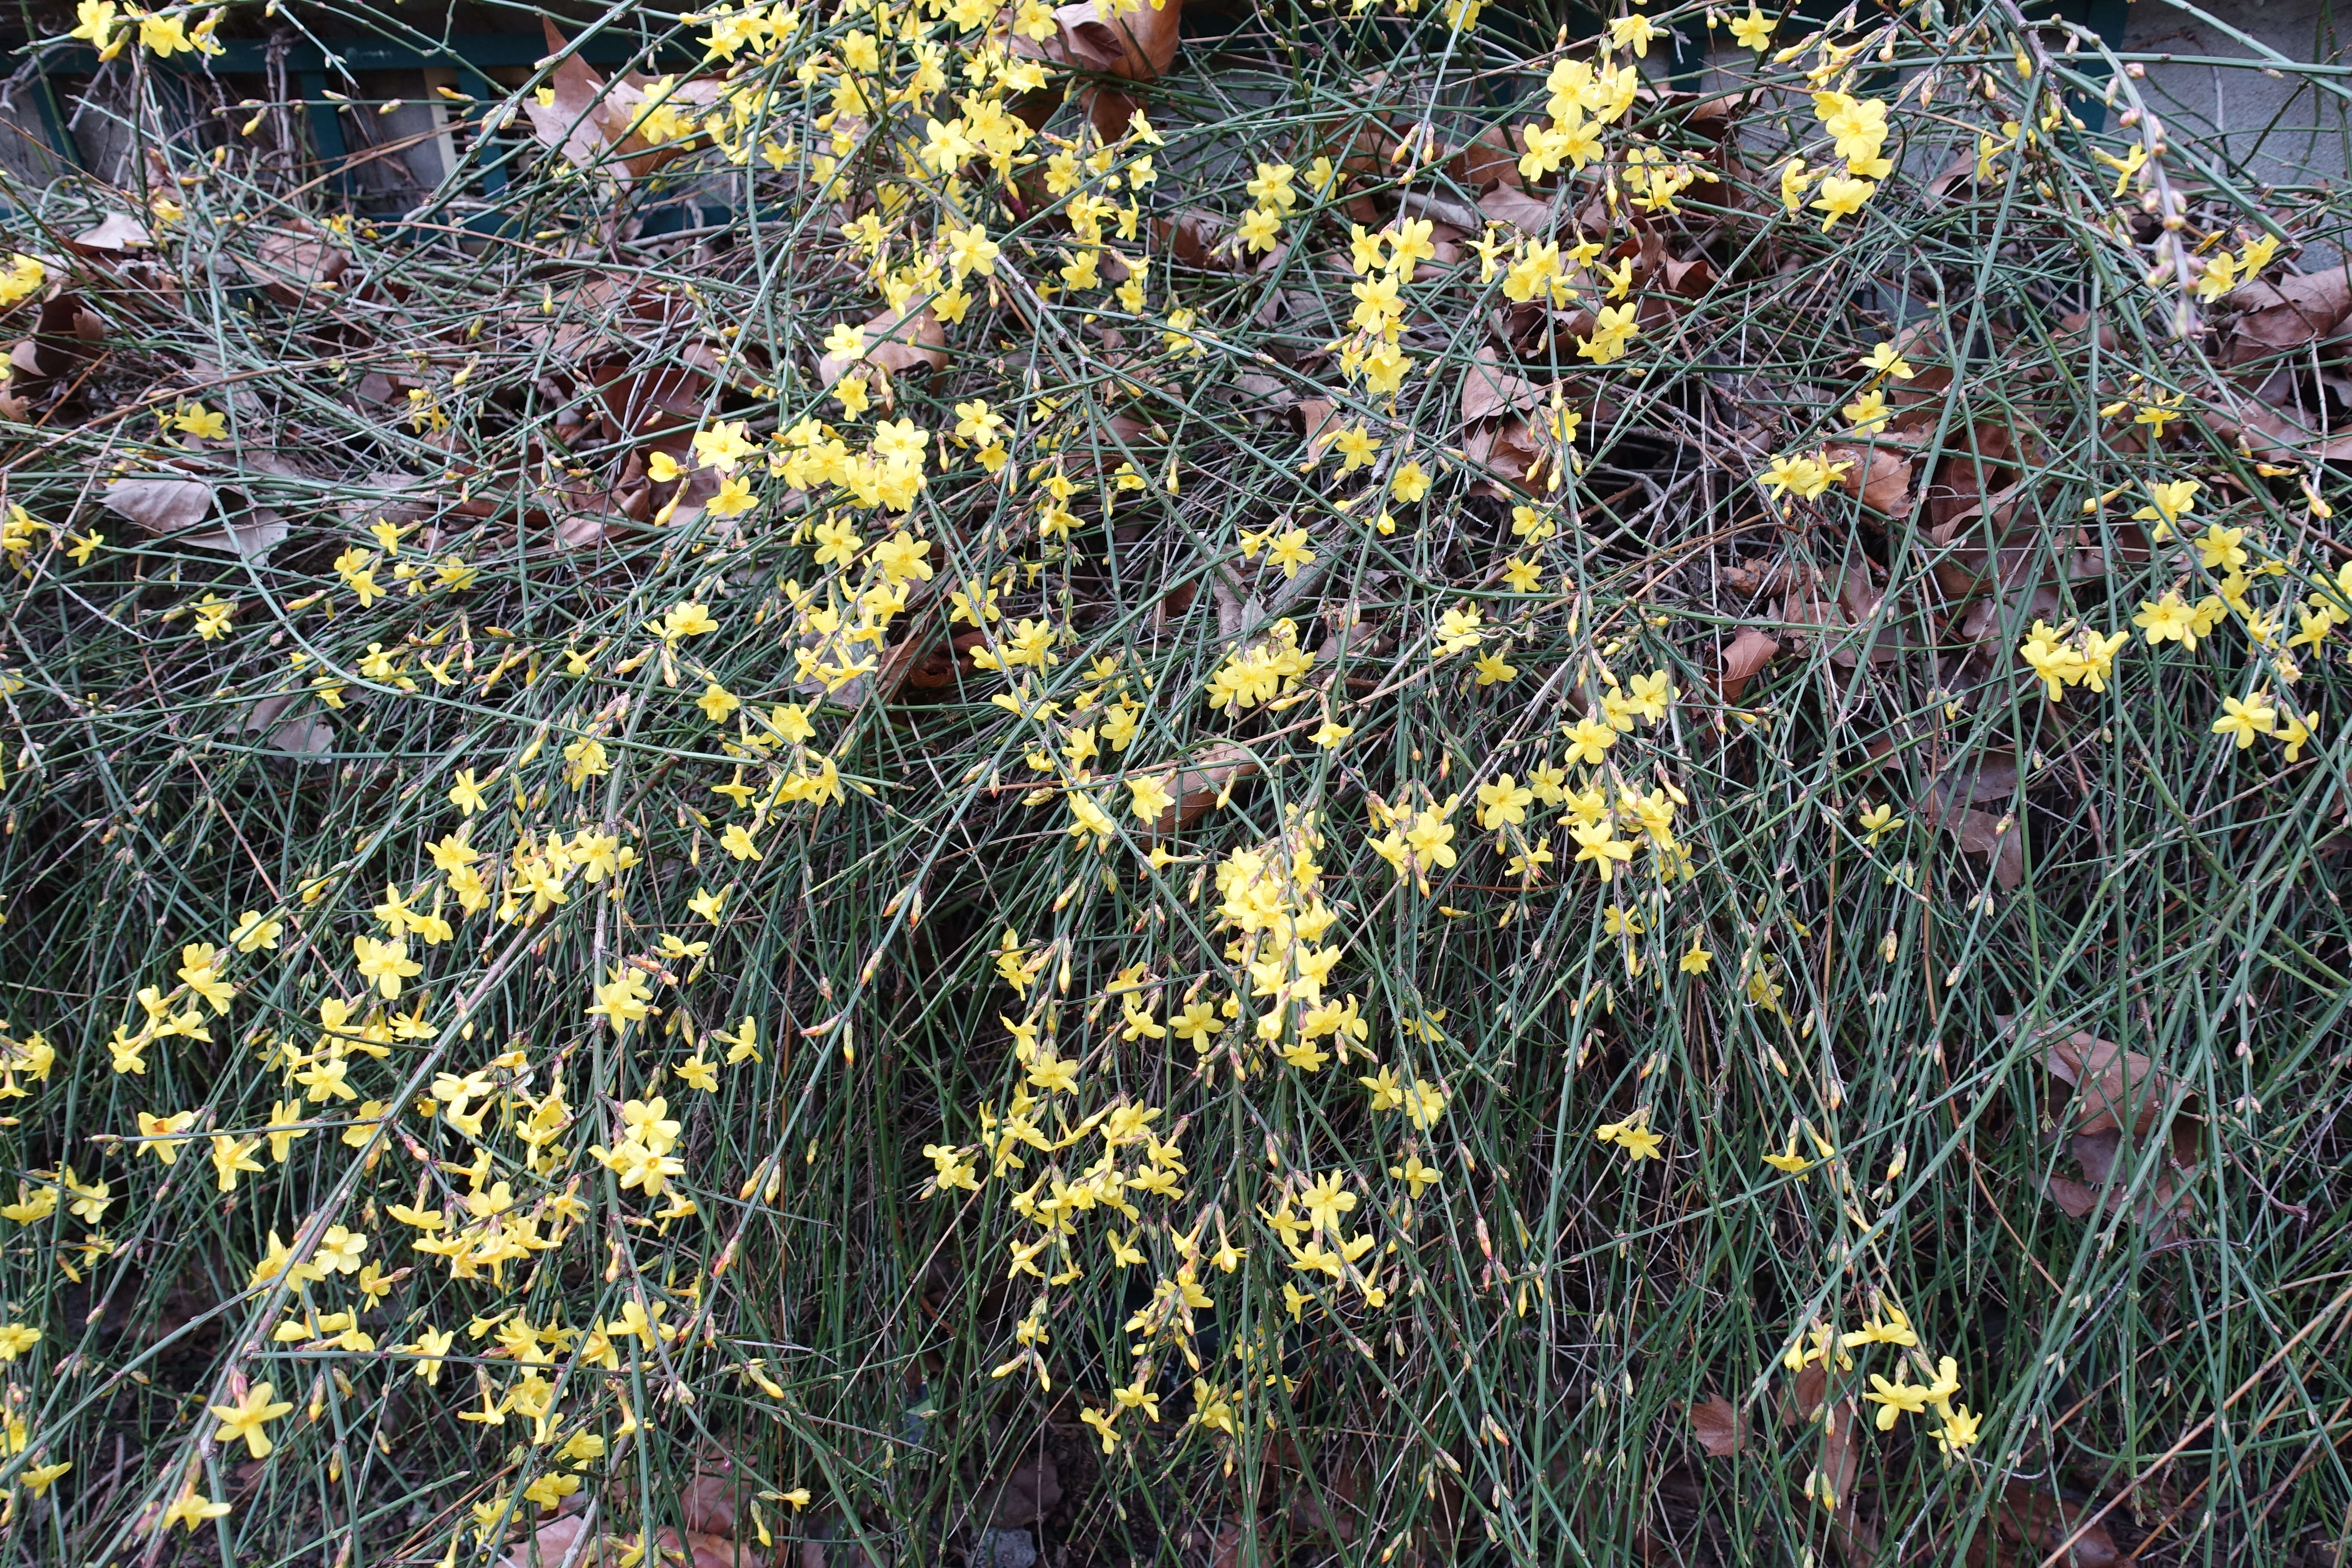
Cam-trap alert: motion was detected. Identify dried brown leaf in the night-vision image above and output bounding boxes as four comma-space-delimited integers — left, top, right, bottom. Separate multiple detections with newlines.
982, 1449, 1061, 1527
1819, 1397, 1877, 1564
12, 291, 105, 383
1477, 185, 1555, 236
1991, 1479, 2119, 1567
249, 227, 351, 306
1157, 208, 1236, 270
1293, 397, 1339, 453
242, 693, 334, 759
1460, 347, 1537, 422
1915, 757, 2022, 888
500, 1517, 761, 1568
867, 637, 942, 705
1145, 741, 1258, 840
2005, 1018, 2202, 1234
1782, 1363, 1828, 1427
1688, 1395, 1743, 1457
2220, 264, 2352, 361
524, 24, 632, 173
72, 213, 153, 254
526, 22, 712, 182
1935, 804, 2021, 888
1010, 0, 1185, 140
1827, 443, 1913, 516
2039, 1028, 2171, 1138
1717, 628, 1781, 700
1208, 1522, 1258, 1568
1462, 416, 1540, 497
1054, 0, 1183, 77
102, 476, 213, 535
817, 304, 948, 405
1444, 125, 1525, 192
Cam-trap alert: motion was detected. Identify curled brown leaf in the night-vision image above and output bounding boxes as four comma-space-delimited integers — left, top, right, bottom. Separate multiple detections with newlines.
816, 304, 948, 404
1717, 628, 1781, 700
1688, 1394, 1743, 1457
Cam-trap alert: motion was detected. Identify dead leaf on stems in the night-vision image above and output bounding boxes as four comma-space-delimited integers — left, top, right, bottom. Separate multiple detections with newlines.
10, 291, 105, 385
1284, 1460, 1365, 1544
1972, 1479, 2119, 1567
70, 213, 153, 254
1009, 0, 1185, 141
103, 474, 291, 557
2007, 1019, 2202, 1234
815, 304, 947, 410
1157, 208, 1238, 270
247, 226, 351, 306
1818, 1397, 1877, 1565
1717, 628, 1780, 700
1915, 751, 2022, 889
866, 632, 958, 705
2217, 264, 2352, 366
1780, 1363, 1829, 1428
101, 476, 211, 535
1462, 416, 1541, 498
1915, 799, 2021, 889
1461, 346, 1539, 421
1442, 124, 1526, 193
1479, 184, 1554, 234
1778, 564, 1910, 669
526, 21, 720, 182
1143, 741, 1258, 840
2040, 1027, 2174, 1138
241, 692, 335, 759
1207, 1521, 1262, 1568
1827, 443, 1913, 516
1689, 1395, 1743, 1457
500, 1515, 763, 1568
979, 1447, 1061, 1527
1292, 397, 1339, 453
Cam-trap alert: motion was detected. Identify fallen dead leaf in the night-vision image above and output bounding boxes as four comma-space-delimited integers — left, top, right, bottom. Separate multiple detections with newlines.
241, 692, 335, 759
2005, 1018, 2202, 1235
499, 1515, 763, 1568
863, 635, 952, 706
1827, 442, 1913, 516
1208, 1521, 1259, 1568
103, 467, 290, 557
1475, 187, 1550, 243
1460, 347, 1537, 422
101, 475, 211, 535
2218, 263, 2352, 366
1819, 1396, 1878, 1565
525, 21, 717, 183
1984, 1479, 2119, 1567
1157, 208, 1237, 270
1293, 397, 1339, 453
1462, 416, 1541, 497
1010, 0, 1186, 141
1718, 628, 1781, 700
1146, 741, 1258, 840
1284, 1460, 1363, 1543
1443, 124, 1525, 192
71, 213, 152, 254
10, 291, 105, 385
1780, 1363, 1829, 1429
816, 304, 947, 407
981, 1448, 1061, 1527
1688, 1394, 1743, 1457
1916, 753, 2023, 889
248, 226, 351, 306
1916, 799, 2021, 890
2039, 1028, 2171, 1138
